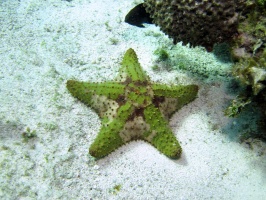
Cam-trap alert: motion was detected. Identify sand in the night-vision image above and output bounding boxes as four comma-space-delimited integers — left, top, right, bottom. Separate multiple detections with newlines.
0, 0, 265, 199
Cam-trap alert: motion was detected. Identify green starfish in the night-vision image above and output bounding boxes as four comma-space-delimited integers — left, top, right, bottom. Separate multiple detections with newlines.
66, 48, 198, 159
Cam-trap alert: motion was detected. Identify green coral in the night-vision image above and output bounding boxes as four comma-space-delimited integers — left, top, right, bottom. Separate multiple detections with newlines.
66, 48, 198, 159
256, 0, 266, 7
22, 127, 37, 142
226, 1, 266, 140
154, 48, 169, 61
232, 2, 266, 60
226, 49, 266, 139
110, 184, 122, 195
233, 49, 266, 95
224, 96, 252, 117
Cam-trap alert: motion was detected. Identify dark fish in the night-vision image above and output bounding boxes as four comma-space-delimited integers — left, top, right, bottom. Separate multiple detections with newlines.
125, 3, 153, 28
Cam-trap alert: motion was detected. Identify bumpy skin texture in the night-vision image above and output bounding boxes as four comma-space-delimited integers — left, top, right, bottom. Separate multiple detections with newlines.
143, 0, 241, 50
67, 48, 198, 159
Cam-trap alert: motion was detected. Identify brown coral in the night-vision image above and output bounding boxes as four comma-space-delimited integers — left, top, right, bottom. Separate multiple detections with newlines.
143, 0, 244, 50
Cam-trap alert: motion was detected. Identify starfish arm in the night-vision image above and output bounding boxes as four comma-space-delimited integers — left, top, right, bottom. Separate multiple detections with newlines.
152, 84, 198, 100
67, 80, 125, 118
151, 84, 198, 118
143, 104, 182, 158
89, 102, 134, 158
174, 85, 198, 108
67, 80, 125, 101
118, 48, 148, 82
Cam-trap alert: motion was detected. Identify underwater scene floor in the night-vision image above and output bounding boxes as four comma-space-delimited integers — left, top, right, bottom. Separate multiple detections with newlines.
0, 0, 265, 199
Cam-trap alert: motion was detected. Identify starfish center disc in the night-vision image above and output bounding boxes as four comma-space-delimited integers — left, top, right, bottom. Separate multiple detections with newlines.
125, 82, 154, 107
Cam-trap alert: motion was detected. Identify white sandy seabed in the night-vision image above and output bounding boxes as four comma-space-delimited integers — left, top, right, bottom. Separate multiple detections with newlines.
0, 0, 265, 199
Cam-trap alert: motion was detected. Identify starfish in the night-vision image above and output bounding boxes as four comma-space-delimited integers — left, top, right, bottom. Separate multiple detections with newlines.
66, 48, 198, 159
